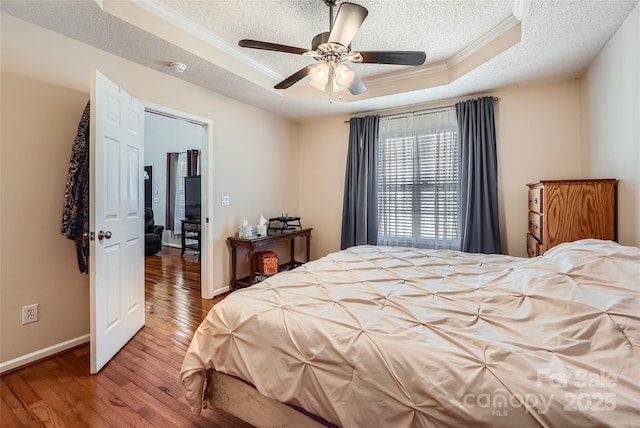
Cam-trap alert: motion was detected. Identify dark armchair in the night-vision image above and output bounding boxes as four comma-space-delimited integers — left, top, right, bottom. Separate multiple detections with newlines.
145, 208, 164, 256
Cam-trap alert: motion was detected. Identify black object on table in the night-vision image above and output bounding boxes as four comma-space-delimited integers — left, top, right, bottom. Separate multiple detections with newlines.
267, 216, 302, 234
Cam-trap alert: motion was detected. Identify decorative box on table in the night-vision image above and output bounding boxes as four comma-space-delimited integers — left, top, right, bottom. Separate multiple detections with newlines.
258, 251, 279, 275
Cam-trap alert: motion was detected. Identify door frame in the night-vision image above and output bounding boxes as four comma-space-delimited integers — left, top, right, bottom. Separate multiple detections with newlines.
144, 101, 215, 299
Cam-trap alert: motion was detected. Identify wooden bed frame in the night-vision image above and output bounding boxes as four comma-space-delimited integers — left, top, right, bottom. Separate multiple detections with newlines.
206, 370, 332, 428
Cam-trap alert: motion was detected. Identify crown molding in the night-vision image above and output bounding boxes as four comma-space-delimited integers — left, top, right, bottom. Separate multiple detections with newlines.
363, 12, 522, 88
447, 14, 521, 69
365, 62, 449, 86
512, 0, 531, 22
133, 0, 283, 81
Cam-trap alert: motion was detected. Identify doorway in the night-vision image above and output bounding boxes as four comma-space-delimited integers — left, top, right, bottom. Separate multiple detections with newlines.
143, 104, 213, 297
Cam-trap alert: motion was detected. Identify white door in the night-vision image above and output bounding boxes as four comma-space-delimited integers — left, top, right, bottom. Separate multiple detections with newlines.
90, 70, 145, 374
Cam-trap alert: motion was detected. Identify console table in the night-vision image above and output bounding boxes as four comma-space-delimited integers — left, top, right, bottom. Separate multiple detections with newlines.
227, 228, 312, 289
181, 219, 201, 255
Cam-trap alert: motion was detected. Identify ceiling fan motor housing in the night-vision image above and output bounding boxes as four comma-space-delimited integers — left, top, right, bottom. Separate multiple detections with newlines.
312, 32, 353, 63
312, 32, 331, 51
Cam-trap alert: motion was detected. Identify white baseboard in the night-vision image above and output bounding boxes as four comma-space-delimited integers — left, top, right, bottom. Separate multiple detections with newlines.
0, 283, 230, 373
213, 285, 231, 297
0, 334, 90, 374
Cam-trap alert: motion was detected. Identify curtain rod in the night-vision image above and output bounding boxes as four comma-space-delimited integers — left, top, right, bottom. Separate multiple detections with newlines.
344, 96, 500, 123
167, 149, 199, 154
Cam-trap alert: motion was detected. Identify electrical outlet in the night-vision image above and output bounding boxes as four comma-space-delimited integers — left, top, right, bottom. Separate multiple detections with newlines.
22, 304, 38, 324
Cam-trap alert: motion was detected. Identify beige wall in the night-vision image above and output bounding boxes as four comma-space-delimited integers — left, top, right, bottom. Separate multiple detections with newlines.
1, 73, 92, 364
298, 80, 583, 258
1, 14, 298, 367
495, 81, 582, 255
579, 3, 640, 246
298, 115, 351, 259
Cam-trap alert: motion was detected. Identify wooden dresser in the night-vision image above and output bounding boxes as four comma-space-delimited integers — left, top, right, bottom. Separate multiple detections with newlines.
526, 179, 617, 257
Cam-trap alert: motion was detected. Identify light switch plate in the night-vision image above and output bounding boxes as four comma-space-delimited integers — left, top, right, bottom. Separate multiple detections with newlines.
221, 195, 230, 206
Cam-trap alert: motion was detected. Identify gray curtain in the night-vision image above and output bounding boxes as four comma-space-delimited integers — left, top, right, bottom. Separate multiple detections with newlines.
455, 97, 501, 254
186, 149, 199, 176
340, 115, 380, 249
165, 152, 179, 230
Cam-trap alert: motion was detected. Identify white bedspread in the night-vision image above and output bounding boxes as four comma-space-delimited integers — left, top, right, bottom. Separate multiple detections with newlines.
180, 239, 640, 427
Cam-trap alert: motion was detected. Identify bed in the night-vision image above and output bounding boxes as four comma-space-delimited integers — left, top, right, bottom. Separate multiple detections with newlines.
180, 239, 640, 427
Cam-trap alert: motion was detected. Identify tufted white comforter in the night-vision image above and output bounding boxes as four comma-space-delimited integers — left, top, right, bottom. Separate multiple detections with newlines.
180, 239, 640, 427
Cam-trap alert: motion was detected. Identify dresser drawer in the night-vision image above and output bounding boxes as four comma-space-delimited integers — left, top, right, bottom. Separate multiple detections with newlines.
526, 179, 616, 256
528, 211, 543, 242
526, 232, 542, 257
528, 188, 543, 213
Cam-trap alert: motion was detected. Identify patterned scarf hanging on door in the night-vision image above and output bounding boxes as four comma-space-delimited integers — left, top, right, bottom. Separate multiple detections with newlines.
61, 101, 90, 273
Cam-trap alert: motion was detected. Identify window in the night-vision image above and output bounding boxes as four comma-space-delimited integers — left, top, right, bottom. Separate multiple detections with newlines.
172, 153, 188, 232
377, 108, 460, 249
166, 150, 199, 233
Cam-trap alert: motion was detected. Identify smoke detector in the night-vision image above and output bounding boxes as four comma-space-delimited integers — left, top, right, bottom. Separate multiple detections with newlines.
169, 62, 187, 73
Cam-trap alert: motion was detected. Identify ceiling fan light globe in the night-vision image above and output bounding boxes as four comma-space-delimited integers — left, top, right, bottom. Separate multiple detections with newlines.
333, 80, 351, 93
334, 64, 355, 88
309, 63, 330, 91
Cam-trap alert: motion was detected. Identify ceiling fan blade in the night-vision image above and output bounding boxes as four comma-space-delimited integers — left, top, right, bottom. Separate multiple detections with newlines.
328, 2, 368, 47
274, 65, 314, 90
239, 39, 308, 55
358, 51, 427, 66
348, 72, 367, 95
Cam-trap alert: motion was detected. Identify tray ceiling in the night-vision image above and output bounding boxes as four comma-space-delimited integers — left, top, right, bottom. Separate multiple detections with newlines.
1, 0, 637, 121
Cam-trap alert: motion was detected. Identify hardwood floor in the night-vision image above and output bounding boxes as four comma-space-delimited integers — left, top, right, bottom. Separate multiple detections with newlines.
1, 247, 252, 427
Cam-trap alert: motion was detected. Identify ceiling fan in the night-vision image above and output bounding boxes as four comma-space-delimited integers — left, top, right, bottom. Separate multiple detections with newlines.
238, 0, 427, 95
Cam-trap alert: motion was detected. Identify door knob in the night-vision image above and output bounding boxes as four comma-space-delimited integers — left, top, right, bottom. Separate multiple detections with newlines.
98, 230, 112, 240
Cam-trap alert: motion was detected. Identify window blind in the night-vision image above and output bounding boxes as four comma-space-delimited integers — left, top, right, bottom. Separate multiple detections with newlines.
173, 153, 188, 233
377, 108, 460, 249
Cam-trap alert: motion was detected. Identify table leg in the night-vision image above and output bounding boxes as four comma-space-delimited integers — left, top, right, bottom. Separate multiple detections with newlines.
249, 251, 256, 285
230, 245, 237, 289
305, 235, 311, 262
290, 239, 295, 265
181, 222, 186, 255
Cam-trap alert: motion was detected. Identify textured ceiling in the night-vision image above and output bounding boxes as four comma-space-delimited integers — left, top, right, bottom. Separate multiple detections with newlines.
156, 0, 515, 77
1, 0, 638, 121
